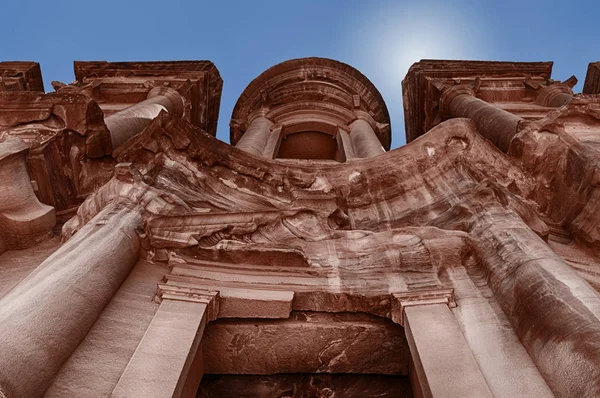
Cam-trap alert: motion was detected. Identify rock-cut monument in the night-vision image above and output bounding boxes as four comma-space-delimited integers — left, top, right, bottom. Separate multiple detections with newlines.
1, 57, 600, 397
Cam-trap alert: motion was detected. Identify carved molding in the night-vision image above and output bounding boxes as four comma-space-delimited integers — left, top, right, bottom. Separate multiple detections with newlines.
391, 288, 456, 326
157, 283, 220, 321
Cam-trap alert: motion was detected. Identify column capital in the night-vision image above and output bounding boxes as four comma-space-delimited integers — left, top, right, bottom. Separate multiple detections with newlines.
248, 109, 273, 125
391, 288, 456, 326
157, 283, 220, 321
351, 110, 377, 129
439, 84, 476, 118
147, 86, 185, 117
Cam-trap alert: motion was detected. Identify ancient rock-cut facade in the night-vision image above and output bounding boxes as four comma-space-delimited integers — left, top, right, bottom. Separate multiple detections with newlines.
0, 56, 600, 397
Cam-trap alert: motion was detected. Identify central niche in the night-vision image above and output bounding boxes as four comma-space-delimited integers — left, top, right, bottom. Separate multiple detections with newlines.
275, 121, 345, 162
277, 131, 341, 161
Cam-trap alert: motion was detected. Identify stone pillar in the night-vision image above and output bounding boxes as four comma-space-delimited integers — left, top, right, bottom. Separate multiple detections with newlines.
234, 116, 274, 157
392, 289, 493, 398
349, 118, 385, 158
337, 129, 357, 160
0, 202, 141, 398
112, 284, 219, 398
441, 86, 522, 153
473, 208, 600, 397
0, 137, 55, 253
105, 86, 185, 151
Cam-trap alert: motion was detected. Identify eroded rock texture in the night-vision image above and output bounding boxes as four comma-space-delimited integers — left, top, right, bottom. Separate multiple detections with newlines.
1, 58, 600, 398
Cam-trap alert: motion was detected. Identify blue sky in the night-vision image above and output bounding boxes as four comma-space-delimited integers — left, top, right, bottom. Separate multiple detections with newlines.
2, 0, 598, 147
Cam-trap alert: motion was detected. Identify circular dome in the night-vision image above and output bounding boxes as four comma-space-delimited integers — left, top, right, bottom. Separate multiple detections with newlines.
230, 57, 391, 150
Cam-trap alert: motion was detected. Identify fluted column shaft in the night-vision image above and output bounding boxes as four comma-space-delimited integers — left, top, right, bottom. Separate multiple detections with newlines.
105, 86, 184, 150
0, 202, 141, 398
349, 119, 385, 158
234, 116, 274, 157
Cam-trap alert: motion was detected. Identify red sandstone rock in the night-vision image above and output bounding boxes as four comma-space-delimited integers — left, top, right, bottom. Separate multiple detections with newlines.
0, 57, 599, 398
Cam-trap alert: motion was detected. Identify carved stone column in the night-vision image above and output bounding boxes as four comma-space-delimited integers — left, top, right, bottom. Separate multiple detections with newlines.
349, 118, 385, 158
524, 76, 577, 108
535, 84, 574, 107
105, 86, 185, 151
441, 85, 523, 152
112, 284, 219, 398
392, 289, 493, 398
0, 201, 141, 398
0, 137, 55, 253
234, 116, 274, 157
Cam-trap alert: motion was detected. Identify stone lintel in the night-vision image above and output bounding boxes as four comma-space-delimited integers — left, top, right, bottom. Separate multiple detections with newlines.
216, 287, 294, 319
203, 312, 410, 375
162, 273, 294, 319
391, 288, 456, 326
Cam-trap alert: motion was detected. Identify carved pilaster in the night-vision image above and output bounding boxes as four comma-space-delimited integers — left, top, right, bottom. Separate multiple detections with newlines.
113, 283, 219, 397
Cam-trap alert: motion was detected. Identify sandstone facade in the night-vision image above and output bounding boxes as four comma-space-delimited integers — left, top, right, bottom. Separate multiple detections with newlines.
0, 57, 599, 397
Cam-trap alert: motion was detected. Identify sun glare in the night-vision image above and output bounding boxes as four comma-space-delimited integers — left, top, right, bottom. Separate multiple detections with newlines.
356, 2, 486, 86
